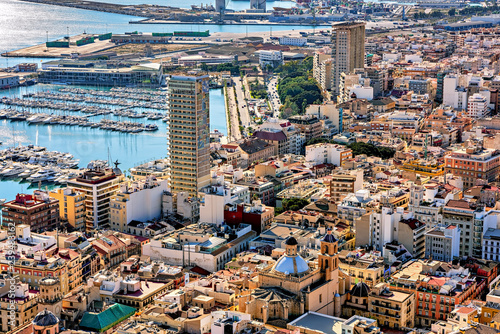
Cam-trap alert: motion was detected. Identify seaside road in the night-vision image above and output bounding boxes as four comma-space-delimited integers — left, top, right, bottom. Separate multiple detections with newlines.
225, 83, 242, 141
233, 76, 251, 128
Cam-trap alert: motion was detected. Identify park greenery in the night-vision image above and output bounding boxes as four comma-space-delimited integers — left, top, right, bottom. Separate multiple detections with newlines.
275, 198, 310, 215
201, 62, 241, 76
275, 57, 323, 118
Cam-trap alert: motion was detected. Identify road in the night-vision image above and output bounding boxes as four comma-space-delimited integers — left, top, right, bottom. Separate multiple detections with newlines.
267, 76, 282, 118
225, 83, 242, 141
233, 76, 251, 128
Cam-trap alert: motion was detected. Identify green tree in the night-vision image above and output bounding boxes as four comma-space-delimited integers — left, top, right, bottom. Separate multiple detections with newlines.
448, 8, 456, 15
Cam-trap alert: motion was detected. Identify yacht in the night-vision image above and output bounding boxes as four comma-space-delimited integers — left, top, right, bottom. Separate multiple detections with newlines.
2, 165, 26, 177
28, 169, 58, 183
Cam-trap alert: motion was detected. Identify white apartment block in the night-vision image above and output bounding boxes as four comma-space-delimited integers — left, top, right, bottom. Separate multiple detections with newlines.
425, 225, 461, 262
305, 142, 353, 166
279, 37, 307, 46
467, 93, 488, 118
199, 172, 250, 225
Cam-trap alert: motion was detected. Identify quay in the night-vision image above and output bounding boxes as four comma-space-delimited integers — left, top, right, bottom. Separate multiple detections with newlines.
2, 34, 118, 58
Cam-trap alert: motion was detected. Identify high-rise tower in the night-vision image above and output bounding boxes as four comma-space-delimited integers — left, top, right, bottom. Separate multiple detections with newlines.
331, 22, 366, 101
168, 75, 211, 196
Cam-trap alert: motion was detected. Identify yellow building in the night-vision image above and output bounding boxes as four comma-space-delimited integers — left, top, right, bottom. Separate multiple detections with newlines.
401, 159, 445, 179
49, 188, 86, 231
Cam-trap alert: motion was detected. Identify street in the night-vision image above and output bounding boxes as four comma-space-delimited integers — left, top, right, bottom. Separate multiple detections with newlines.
267, 76, 282, 118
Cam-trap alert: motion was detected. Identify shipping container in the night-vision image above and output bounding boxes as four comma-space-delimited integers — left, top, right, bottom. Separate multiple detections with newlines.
98, 33, 112, 40
46, 41, 70, 48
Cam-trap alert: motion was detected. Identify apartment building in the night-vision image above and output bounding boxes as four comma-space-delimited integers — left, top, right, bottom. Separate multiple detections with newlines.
288, 115, 323, 142
331, 22, 366, 100
468, 93, 489, 118
398, 218, 426, 259
67, 166, 123, 231
168, 74, 211, 196
445, 145, 500, 189
306, 143, 353, 167
199, 172, 250, 225
338, 249, 385, 288
391, 259, 486, 327
2, 192, 59, 233
49, 187, 86, 231
109, 177, 168, 233
330, 169, 364, 202
425, 226, 461, 262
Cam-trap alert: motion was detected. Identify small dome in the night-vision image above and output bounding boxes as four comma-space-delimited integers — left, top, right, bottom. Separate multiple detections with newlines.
33, 309, 59, 327
113, 167, 123, 176
351, 282, 370, 298
285, 236, 298, 246
322, 228, 337, 243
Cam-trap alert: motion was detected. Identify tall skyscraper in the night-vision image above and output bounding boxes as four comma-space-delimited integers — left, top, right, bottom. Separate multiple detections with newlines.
331, 22, 366, 101
168, 75, 211, 196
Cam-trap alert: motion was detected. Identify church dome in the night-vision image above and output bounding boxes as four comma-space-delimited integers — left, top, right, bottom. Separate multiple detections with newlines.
322, 228, 337, 243
351, 282, 370, 298
33, 309, 59, 327
272, 253, 310, 276
285, 236, 298, 246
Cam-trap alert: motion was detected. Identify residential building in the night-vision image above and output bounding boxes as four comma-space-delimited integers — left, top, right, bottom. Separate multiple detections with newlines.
224, 200, 274, 234
330, 169, 364, 202
306, 143, 353, 166
398, 218, 426, 259
92, 234, 127, 267
2, 192, 59, 233
338, 249, 385, 288
483, 228, 500, 261
289, 115, 323, 142
331, 22, 366, 100
67, 166, 123, 231
425, 226, 461, 262
238, 138, 274, 166
49, 188, 86, 231
0, 280, 38, 333
168, 74, 211, 196
468, 93, 489, 118
279, 37, 307, 46
390, 259, 486, 327
199, 172, 250, 225
343, 282, 415, 329
109, 177, 168, 232
444, 145, 500, 189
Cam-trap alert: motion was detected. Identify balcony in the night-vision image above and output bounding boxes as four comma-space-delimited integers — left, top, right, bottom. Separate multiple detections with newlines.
370, 309, 400, 319
371, 301, 401, 311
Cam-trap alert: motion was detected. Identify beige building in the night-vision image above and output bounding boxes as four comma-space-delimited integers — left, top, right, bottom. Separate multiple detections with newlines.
330, 170, 363, 202
331, 22, 366, 100
168, 74, 211, 196
344, 282, 415, 329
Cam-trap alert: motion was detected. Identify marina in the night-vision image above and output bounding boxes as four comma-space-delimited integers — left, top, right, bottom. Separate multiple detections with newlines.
0, 84, 227, 200
0, 145, 84, 186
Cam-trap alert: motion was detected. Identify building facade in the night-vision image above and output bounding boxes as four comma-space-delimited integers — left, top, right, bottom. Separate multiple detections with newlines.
168, 75, 211, 196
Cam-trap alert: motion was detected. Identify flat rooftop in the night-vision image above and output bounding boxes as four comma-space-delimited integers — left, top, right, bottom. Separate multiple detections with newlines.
288, 312, 344, 334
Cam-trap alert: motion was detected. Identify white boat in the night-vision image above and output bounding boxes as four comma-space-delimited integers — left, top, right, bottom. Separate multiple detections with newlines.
28, 169, 58, 183
27, 114, 46, 124
2, 165, 25, 177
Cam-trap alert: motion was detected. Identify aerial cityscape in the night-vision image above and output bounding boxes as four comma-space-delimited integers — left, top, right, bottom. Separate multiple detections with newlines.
4, 0, 500, 333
